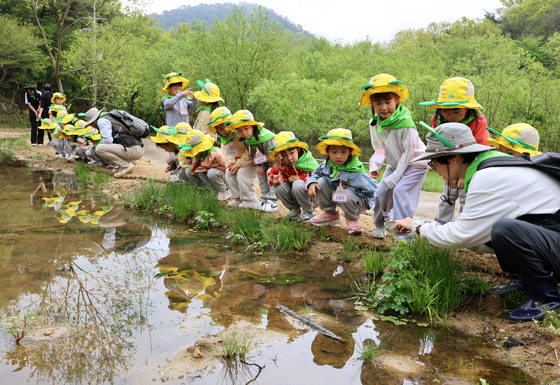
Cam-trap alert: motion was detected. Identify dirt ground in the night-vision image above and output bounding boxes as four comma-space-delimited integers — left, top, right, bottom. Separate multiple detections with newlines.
3, 126, 560, 383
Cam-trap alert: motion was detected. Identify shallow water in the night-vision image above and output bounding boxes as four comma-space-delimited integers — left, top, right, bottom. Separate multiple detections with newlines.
0, 155, 535, 384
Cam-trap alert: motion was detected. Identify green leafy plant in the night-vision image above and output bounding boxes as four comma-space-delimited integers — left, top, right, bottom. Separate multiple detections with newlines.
361, 247, 388, 277
194, 210, 219, 230
221, 326, 256, 360
4, 312, 43, 344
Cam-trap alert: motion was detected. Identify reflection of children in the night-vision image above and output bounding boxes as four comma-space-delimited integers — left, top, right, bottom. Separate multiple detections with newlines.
208, 107, 251, 202
487, 123, 541, 157
226, 110, 278, 211
161, 72, 198, 126
420, 77, 489, 225
360, 74, 428, 239
307, 129, 377, 234
267, 131, 319, 222
179, 130, 228, 198
49, 92, 68, 122
193, 80, 223, 140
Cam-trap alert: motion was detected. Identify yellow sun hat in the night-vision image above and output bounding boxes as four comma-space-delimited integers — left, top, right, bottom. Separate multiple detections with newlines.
54, 111, 74, 124
194, 79, 224, 103
51, 92, 66, 103
359, 74, 409, 106
74, 119, 88, 129
207, 107, 233, 133
83, 127, 101, 141
60, 125, 81, 136
419, 77, 484, 110
178, 130, 215, 158
315, 128, 362, 157
161, 71, 189, 93
487, 123, 542, 157
226, 109, 264, 131
150, 123, 192, 145
268, 131, 309, 161
39, 118, 59, 130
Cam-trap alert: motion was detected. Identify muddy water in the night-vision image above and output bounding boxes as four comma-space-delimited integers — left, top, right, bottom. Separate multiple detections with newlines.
0, 156, 535, 385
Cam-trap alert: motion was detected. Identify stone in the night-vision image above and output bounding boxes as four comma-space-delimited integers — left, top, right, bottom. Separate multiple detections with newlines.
193, 348, 203, 358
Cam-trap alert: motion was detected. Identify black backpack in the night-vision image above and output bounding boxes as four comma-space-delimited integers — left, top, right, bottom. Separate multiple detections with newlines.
477, 152, 560, 183
107, 110, 150, 138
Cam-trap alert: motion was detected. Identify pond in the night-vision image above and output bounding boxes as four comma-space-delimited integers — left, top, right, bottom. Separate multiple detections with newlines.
0, 155, 535, 384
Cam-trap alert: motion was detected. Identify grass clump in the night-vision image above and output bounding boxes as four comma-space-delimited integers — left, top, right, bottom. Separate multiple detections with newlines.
75, 162, 112, 188
353, 334, 387, 360
0, 136, 30, 150
261, 218, 316, 251
221, 326, 256, 360
361, 246, 388, 277
342, 236, 359, 262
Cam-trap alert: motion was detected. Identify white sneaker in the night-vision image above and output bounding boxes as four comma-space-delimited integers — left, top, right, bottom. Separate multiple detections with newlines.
56, 154, 64, 158
65, 154, 74, 160
238, 199, 260, 209
262, 201, 278, 213
372, 227, 386, 239
32, 143, 37, 146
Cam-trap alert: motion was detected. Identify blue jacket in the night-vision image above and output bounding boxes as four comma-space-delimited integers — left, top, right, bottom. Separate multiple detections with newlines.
306, 161, 378, 209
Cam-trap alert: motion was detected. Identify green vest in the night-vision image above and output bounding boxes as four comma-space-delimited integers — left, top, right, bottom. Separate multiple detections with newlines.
464, 151, 512, 192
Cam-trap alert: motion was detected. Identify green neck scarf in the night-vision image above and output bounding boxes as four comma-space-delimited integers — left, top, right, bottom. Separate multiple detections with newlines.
328, 156, 367, 178
464, 150, 511, 192
196, 146, 219, 161
196, 105, 212, 114
436, 109, 478, 126
373, 105, 415, 135
217, 131, 236, 145
243, 127, 275, 145
293, 150, 319, 172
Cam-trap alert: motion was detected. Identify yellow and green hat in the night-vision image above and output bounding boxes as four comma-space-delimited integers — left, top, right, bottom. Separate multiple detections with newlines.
150, 123, 192, 145
60, 125, 82, 136
487, 123, 541, 157
315, 128, 362, 157
268, 131, 308, 161
54, 111, 74, 124
83, 127, 101, 141
162, 72, 189, 93
194, 79, 224, 103
74, 119, 88, 129
226, 110, 264, 131
178, 130, 215, 158
207, 107, 232, 133
359, 74, 409, 106
39, 118, 59, 130
420, 77, 483, 110
51, 92, 66, 103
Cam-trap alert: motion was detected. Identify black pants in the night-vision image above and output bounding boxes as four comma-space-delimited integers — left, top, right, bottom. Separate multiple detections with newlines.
492, 218, 560, 278
29, 111, 41, 145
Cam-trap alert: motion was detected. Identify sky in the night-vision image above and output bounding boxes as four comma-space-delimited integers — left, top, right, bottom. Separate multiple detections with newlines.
143, 0, 505, 43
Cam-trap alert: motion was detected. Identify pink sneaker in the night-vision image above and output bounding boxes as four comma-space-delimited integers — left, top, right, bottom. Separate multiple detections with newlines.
346, 219, 362, 235
228, 198, 242, 207
218, 190, 232, 201
310, 211, 341, 227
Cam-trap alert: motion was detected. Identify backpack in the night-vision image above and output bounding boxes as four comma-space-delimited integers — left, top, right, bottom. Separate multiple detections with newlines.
107, 110, 150, 138
478, 152, 560, 183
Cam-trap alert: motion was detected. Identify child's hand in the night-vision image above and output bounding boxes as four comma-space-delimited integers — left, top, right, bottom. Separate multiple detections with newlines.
288, 175, 299, 183
457, 178, 465, 189
229, 164, 239, 174
308, 183, 320, 198
369, 171, 379, 179
257, 167, 266, 176
182, 88, 193, 97
164, 165, 171, 173
273, 153, 282, 170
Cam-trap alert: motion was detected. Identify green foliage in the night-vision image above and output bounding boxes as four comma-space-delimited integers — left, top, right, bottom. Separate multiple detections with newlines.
221, 326, 256, 359
342, 236, 359, 262
361, 247, 389, 277
4, 312, 43, 344
194, 210, 219, 230
261, 219, 317, 251
533, 310, 560, 336
74, 162, 112, 189
421, 170, 444, 193
355, 337, 384, 360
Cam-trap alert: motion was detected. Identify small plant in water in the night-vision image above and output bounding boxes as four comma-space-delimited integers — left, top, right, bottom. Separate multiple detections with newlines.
221, 326, 256, 360
4, 312, 42, 344
194, 210, 219, 230
342, 236, 358, 262
361, 246, 388, 277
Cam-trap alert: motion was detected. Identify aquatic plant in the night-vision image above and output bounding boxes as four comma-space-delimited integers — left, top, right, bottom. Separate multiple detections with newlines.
221, 326, 256, 360
4, 312, 43, 344
342, 236, 358, 262
361, 246, 388, 277
230, 209, 265, 243
261, 219, 316, 251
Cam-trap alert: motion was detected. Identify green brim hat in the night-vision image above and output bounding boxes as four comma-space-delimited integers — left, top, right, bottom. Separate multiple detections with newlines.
268, 131, 308, 161
226, 109, 264, 131
419, 77, 483, 110
359, 74, 409, 106
208, 106, 233, 133
179, 130, 215, 157
315, 128, 361, 157
162, 72, 189, 93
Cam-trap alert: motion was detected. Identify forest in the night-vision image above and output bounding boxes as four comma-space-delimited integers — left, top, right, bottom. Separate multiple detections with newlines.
2, 0, 560, 151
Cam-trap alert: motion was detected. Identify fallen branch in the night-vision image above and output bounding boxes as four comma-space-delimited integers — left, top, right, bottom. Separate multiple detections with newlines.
276, 305, 342, 341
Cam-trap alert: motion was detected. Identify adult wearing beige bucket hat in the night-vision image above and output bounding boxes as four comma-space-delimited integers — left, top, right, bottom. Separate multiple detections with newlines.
395, 122, 560, 322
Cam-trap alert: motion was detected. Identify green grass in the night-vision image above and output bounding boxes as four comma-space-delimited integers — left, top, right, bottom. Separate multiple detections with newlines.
75, 162, 113, 189
342, 236, 359, 262
221, 326, 256, 360
361, 246, 389, 277
0, 135, 30, 150
354, 336, 385, 360
262, 218, 317, 251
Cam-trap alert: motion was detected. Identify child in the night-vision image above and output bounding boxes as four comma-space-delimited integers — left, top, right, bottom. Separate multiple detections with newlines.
267, 131, 319, 222
208, 107, 251, 202
161, 72, 198, 126
39, 118, 66, 158
420, 77, 490, 225
59, 125, 87, 160
49, 92, 67, 122
193, 80, 223, 140
226, 110, 278, 211
76, 127, 105, 164
487, 123, 541, 157
306, 128, 377, 234
178, 130, 228, 197
359, 73, 428, 239
150, 123, 192, 182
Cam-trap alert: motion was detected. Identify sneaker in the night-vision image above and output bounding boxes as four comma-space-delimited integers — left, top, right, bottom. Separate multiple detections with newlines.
347, 219, 363, 235
65, 154, 74, 160
32, 143, 37, 146
297, 211, 315, 222
218, 190, 232, 201
169, 174, 181, 182
107, 164, 117, 169
88, 160, 97, 165
372, 226, 386, 239
286, 208, 301, 220
38, 144, 43, 146
56, 154, 64, 158
262, 201, 278, 213
228, 198, 242, 207
310, 211, 341, 227
238, 199, 260, 209
114, 163, 135, 178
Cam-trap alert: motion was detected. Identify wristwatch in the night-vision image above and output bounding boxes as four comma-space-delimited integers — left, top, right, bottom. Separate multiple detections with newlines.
410, 218, 427, 235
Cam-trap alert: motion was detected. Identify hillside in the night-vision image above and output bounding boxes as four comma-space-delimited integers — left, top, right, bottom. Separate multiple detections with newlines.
151, 2, 313, 37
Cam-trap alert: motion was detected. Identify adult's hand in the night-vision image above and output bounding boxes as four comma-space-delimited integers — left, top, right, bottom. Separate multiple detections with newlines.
394, 217, 414, 232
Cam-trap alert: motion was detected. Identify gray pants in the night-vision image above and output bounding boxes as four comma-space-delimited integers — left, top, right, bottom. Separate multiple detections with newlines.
75, 145, 105, 163
184, 168, 227, 192
316, 177, 366, 220
49, 139, 71, 156
258, 169, 277, 203
434, 183, 466, 224
96, 144, 144, 168
226, 165, 258, 201
274, 180, 316, 213
374, 166, 427, 227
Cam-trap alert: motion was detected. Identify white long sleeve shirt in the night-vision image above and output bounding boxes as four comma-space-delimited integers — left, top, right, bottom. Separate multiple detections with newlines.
97, 117, 113, 144
420, 166, 560, 252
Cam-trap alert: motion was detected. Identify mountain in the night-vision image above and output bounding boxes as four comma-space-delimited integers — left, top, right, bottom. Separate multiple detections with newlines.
151, 2, 313, 37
